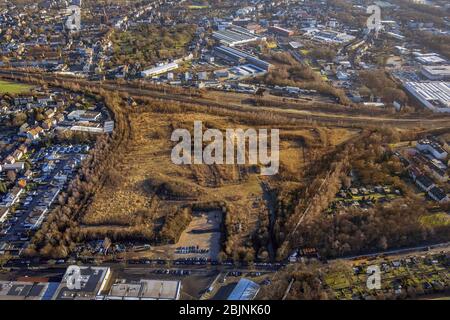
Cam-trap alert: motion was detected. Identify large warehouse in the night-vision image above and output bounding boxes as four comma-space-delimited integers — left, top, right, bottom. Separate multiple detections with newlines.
213, 25, 263, 47
214, 46, 272, 71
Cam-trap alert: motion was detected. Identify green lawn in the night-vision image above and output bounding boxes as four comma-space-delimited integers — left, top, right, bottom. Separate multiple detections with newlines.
0, 80, 33, 94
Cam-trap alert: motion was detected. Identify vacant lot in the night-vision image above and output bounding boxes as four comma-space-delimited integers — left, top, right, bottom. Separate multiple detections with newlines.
81, 100, 358, 260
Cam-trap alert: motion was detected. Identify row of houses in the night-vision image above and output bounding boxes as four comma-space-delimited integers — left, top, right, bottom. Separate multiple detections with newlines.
404, 138, 450, 203
410, 170, 449, 203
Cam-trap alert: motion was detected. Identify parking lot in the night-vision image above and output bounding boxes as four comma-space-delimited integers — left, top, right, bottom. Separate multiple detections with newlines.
172, 210, 223, 261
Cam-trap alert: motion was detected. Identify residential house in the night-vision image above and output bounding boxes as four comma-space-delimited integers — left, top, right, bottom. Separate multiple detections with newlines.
26, 126, 43, 140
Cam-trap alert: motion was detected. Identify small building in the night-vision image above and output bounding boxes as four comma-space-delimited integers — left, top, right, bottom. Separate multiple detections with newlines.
2, 187, 24, 207
3, 162, 25, 172
42, 118, 56, 130
26, 127, 43, 140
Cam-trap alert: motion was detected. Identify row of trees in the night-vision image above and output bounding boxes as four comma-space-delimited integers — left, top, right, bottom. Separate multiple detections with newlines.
22, 79, 130, 258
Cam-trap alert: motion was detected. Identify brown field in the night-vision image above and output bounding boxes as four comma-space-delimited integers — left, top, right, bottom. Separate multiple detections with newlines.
81, 103, 359, 257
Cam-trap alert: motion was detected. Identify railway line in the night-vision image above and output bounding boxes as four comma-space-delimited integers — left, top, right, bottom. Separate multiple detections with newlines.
2, 69, 450, 129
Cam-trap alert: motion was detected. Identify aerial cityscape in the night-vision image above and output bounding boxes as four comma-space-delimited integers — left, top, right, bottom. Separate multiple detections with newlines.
0, 0, 449, 307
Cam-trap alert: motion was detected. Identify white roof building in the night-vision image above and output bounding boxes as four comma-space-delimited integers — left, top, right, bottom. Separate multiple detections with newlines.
404, 81, 450, 112
140, 62, 179, 78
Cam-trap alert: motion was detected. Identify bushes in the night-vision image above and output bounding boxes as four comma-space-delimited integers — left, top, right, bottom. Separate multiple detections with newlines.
159, 207, 192, 244
359, 70, 408, 104
275, 129, 450, 260
110, 24, 196, 68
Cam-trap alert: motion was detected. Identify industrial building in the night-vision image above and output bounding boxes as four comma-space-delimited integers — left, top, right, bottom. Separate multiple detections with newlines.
214, 46, 272, 71
403, 81, 450, 113
140, 62, 179, 78
227, 278, 260, 300
213, 25, 263, 47
53, 266, 111, 300
104, 279, 181, 300
421, 65, 450, 81
302, 28, 355, 44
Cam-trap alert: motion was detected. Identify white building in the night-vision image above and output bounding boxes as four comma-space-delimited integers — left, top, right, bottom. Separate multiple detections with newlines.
140, 62, 179, 78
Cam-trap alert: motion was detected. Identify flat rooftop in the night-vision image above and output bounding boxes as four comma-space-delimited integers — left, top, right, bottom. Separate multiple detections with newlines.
0, 281, 58, 300
54, 266, 111, 300
107, 279, 181, 300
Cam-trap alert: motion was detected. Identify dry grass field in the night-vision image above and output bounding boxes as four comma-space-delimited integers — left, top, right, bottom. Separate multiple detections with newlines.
81, 103, 359, 259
